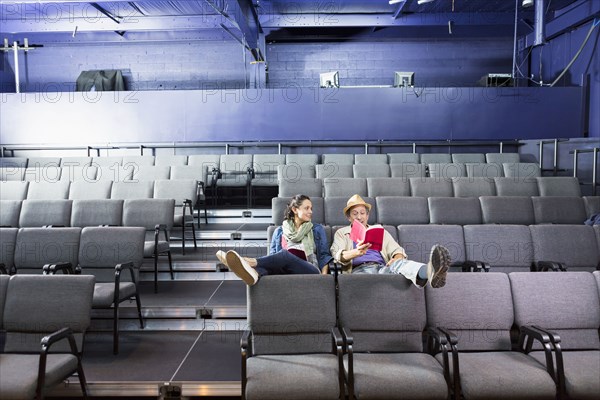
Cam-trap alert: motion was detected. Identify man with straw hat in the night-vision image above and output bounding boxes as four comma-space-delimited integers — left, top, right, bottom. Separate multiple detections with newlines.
331, 194, 450, 288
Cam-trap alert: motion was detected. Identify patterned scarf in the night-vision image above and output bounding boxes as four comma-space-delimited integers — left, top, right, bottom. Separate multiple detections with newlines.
282, 219, 315, 257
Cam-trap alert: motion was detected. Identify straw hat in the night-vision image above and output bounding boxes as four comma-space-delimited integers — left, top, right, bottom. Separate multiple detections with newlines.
343, 194, 372, 216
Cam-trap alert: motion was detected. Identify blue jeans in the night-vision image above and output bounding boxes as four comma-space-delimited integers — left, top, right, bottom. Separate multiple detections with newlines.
255, 250, 320, 277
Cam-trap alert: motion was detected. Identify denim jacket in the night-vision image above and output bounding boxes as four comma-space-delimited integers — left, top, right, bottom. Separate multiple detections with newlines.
270, 224, 333, 270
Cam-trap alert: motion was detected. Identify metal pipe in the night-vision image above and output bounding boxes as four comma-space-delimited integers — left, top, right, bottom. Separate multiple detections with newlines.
573, 149, 578, 178
512, 0, 519, 79
590, 148, 597, 195
12, 41, 20, 93
500, 142, 504, 153
278, 143, 282, 155
534, 0, 546, 47
553, 138, 558, 175
364, 143, 368, 154
412, 143, 417, 154
539, 140, 544, 169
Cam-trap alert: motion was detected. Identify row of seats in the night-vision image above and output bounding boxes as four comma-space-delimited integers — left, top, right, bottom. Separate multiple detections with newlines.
0, 152, 520, 169
266, 222, 600, 273
279, 162, 540, 180
0, 200, 178, 292
0, 226, 147, 354
280, 176, 583, 198
273, 195, 599, 227
244, 271, 600, 399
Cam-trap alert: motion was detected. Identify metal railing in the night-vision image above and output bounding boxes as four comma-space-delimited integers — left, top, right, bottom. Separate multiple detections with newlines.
571, 147, 599, 196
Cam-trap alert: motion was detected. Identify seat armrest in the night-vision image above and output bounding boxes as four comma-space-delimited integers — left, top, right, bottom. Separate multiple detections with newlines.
519, 325, 561, 389
43, 262, 77, 275
331, 327, 346, 399
240, 329, 253, 400
41, 327, 78, 354
426, 327, 453, 392
340, 327, 354, 399
532, 261, 565, 272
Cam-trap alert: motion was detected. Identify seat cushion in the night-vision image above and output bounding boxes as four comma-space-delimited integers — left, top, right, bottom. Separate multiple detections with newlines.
144, 240, 170, 257
348, 353, 448, 399
246, 354, 340, 400
436, 351, 556, 400
530, 350, 600, 400
92, 282, 137, 308
0, 353, 78, 400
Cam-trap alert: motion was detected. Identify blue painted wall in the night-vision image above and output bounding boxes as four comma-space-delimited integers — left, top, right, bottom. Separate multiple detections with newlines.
530, 19, 600, 138
267, 39, 513, 88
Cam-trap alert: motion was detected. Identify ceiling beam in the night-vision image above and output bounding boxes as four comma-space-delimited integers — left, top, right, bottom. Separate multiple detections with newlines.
523, 0, 600, 46
260, 12, 516, 28
223, 0, 264, 61
393, 0, 411, 20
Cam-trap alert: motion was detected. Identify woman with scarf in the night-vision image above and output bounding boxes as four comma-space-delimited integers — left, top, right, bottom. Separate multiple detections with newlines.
216, 194, 332, 286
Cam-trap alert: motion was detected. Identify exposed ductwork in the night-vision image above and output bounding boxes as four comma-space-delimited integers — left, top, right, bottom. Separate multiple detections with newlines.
533, 0, 546, 46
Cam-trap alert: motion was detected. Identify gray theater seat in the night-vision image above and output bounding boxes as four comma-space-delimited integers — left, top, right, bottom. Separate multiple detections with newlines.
325, 196, 377, 227
531, 196, 587, 224
278, 178, 323, 198
324, 178, 367, 198
530, 225, 600, 271
123, 199, 175, 292
71, 199, 124, 227
503, 162, 541, 179
389, 163, 426, 179
278, 163, 316, 181
537, 177, 581, 197
24, 166, 61, 182
60, 165, 97, 181
0, 167, 25, 181
285, 154, 319, 165
398, 224, 465, 266
409, 178, 453, 197
26, 181, 70, 200
464, 225, 534, 272
0, 275, 94, 400
188, 155, 221, 187
215, 154, 253, 207
428, 163, 467, 179
376, 196, 429, 225
452, 153, 485, 164
339, 274, 449, 400
479, 196, 535, 225
485, 152, 520, 164
354, 154, 388, 164
132, 166, 171, 181
154, 155, 187, 166
494, 177, 540, 197
367, 178, 411, 197
77, 226, 145, 354
251, 154, 285, 188
425, 273, 557, 400
428, 197, 482, 225
451, 177, 496, 197
316, 164, 353, 179
242, 275, 343, 400
353, 164, 390, 178
510, 272, 600, 400
0, 201, 21, 228
388, 153, 419, 164
584, 196, 600, 218
0, 157, 28, 168
154, 179, 198, 254
0, 181, 29, 200
465, 162, 504, 178
92, 156, 122, 167
110, 181, 154, 200
420, 154, 451, 164
14, 227, 81, 274
19, 200, 72, 227
59, 156, 92, 167
97, 165, 135, 181
321, 153, 354, 165
26, 157, 62, 168
68, 180, 112, 200
0, 227, 18, 274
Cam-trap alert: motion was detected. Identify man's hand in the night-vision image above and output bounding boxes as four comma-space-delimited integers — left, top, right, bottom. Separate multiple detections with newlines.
386, 253, 407, 266
342, 240, 371, 262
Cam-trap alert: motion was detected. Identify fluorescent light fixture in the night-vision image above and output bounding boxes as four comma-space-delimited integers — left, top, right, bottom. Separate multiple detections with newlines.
393, 71, 414, 88
389, 0, 404, 4
522, 0, 534, 7
417, 0, 435, 4
319, 71, 340, 88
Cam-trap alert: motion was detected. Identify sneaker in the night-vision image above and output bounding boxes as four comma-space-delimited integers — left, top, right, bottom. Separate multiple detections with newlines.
427, 245, 451, 288
216, 250, 228, 267
226, 250, 259, 286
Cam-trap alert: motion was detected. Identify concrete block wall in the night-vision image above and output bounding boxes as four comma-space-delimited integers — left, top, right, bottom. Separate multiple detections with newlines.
2, 39, 248, 92
266, 39, 514, 88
